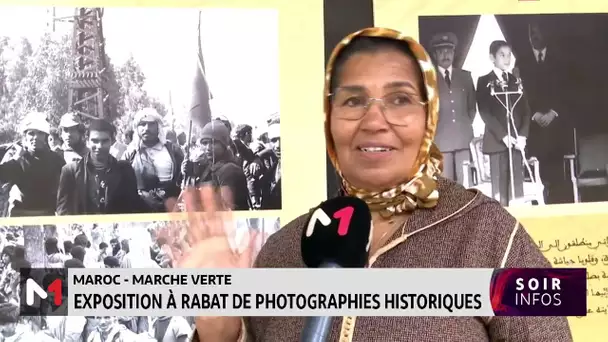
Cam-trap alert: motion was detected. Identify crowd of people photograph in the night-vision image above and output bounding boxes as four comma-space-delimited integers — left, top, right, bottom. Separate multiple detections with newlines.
0, 217, 278, 340
0, 110, 282, 218
0, 7, 281, 217
418, 13, 608, 206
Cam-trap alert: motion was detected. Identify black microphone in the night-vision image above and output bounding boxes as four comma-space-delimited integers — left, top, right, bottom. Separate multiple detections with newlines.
300, 196, 372, 342
513, 67, 523, 92
512, 67, 520, 79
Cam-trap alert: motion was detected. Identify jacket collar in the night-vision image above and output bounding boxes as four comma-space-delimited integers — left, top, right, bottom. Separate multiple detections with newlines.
334, 177, 482, 235
83, 152, 118, 172
402, 177, 482, 236
78, 153, 120, 210
366, 177, 485, 267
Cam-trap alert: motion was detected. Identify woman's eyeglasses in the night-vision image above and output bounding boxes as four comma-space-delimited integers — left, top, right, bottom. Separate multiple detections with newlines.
329, 90, 426, 126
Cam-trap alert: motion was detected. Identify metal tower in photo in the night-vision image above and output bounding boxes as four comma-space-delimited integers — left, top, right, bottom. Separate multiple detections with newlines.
68, 8, 111, 119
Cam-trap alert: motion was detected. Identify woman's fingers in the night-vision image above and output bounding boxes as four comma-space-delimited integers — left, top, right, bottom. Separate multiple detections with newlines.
183, 187, 206, 243
219, 186, 234, 211
161, 202, 185, 265
237, 229, 260, 268
173, 220, 191, 261
164, 197, 179, 213
217, 209, 235, 250
165, 185, 255, 270
214, 187, 235, 241
200, 185, 218, 213
200, 186, 226, 238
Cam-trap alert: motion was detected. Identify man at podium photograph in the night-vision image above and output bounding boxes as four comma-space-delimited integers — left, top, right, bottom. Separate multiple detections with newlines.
476, 40, 531, 206
430, 32, 477, 186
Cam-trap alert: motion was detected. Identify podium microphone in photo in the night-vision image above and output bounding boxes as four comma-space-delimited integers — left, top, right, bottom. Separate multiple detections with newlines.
510, 65, 538, 199
512, 67, 522, 88
300, 196, 372, 342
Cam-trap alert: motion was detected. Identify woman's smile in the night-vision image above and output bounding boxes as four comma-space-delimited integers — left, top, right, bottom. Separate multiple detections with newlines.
356, 144, 396, 161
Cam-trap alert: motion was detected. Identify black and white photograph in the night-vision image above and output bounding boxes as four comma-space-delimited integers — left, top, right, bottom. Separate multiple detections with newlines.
0, 216, 279, 340
0, 7, 282, 218
419, 13, 608, 207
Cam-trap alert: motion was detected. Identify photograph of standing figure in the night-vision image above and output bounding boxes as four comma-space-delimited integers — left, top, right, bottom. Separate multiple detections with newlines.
428, 32, 477, 187
419, 13, 608, 206
475, 40, 531, 206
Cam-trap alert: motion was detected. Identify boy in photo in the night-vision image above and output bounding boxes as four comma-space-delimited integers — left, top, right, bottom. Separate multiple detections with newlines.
476, 40, 531, 206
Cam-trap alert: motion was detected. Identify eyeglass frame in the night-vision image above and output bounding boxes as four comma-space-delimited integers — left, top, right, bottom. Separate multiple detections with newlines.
327, 89, 428, 126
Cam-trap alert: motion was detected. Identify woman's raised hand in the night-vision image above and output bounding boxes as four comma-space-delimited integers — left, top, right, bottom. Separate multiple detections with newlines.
164, 186, 258, 269
163, 185, 258, 341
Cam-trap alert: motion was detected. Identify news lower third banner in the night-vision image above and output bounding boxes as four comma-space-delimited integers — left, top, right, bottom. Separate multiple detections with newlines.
18, 268, 586, 317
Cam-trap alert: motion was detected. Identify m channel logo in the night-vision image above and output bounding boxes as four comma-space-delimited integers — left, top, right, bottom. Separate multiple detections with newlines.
19, 268, 69, 317
25, 277, 63, 306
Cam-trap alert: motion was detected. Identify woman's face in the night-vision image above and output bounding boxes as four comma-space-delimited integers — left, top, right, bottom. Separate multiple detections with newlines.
330, 49, 427, 191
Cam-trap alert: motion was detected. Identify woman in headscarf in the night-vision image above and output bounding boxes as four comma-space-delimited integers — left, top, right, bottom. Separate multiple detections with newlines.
172, 28, 572, 341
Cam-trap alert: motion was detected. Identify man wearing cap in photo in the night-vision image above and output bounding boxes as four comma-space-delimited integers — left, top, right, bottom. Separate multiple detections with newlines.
59, 112, 89, 164
0, 112, 65, 216
182, 121, 250, 210
214, 116, 239, 156
122, 108, 184, 212
430, 32, 477, 186
56, 119, 145, 216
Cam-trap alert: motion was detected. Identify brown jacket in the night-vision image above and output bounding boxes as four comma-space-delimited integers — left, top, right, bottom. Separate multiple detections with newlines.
194, 178, 573, 342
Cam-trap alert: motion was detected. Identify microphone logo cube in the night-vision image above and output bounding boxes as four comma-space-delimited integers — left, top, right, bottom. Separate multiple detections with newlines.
302, 197, 371, 268
19, 268, 69, 317
306, 206, 355, 237
306, 208, 332, 237
333, 206, 354, 236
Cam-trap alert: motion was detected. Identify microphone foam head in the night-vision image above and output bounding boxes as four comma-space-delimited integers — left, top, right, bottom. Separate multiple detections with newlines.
301, 196, 372, 268
513, 67, 520, 78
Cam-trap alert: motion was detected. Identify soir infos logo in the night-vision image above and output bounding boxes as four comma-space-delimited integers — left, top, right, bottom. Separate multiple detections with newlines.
19, 268, 69, 317
490, 268, 586, 316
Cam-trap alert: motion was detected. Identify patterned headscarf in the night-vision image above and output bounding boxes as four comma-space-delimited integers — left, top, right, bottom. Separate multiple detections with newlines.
324, 27, 443, 217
